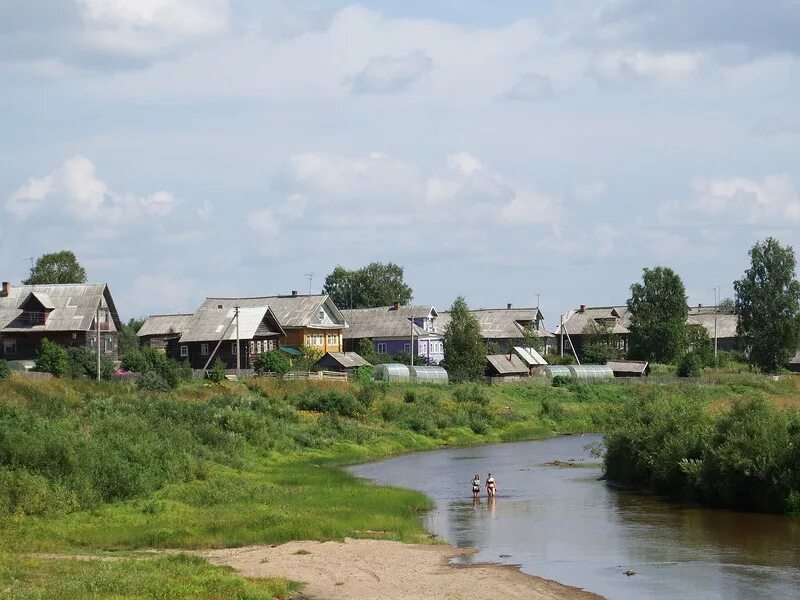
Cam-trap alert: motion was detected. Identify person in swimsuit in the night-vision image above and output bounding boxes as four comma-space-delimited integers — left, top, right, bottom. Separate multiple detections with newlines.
472, 474, 481, 499
486, 472, 497, 498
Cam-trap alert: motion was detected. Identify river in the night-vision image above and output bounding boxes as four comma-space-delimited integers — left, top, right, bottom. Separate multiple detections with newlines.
349, 435, 800, 600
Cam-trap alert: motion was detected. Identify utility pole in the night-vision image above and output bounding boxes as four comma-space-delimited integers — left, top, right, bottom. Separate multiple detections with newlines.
536, 293, 541, 308
305, 273, 313, 295
410, 314, 414, 367
96, 306, 101, 381
235, 305, 241, 379
559, 314, 564, 357
713, 286, 720, 363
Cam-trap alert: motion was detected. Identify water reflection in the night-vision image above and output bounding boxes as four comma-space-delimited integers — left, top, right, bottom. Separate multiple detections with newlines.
350, 436, 800, 600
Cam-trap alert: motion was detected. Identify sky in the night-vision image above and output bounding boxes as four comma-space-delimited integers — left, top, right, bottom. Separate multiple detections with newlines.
2, 0, 800, 329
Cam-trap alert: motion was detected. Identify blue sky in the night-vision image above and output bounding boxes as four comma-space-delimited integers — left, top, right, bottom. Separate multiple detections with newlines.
2, 1, 800, 328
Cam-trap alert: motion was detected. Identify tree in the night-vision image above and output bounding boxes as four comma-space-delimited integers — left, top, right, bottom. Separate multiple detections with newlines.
627, 266, 689, 363
442, 296, 486, 381
23, 250, 87, 285
734, 237, 800, 372
323, 262, 413, 309
581, 320, 622, 364
718, 298, 735, 313
254, 351, 291, 375
118, 317, 145, 356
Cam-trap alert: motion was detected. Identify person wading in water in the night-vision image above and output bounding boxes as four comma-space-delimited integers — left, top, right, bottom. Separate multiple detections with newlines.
472, 474, 481, 500
486, 472, 498, 498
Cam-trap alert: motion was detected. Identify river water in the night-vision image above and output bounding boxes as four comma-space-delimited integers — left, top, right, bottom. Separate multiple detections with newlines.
349, 435, 800, 600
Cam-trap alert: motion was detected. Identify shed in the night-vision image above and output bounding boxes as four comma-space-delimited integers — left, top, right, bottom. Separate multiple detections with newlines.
535, 365, 573, 379
789, 351, 800, 373
373, 363, 411, 383
486, 354, 530, 377
606, 360, 650, 377
568, 365, 614, 381
513, 346, 547, 367
315, 352, 371, 373
408, 365, 448, 384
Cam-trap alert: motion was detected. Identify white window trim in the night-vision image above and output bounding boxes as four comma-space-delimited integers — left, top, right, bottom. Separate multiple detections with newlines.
4, 338, 17, 354
376, 342, 387, 354
201, 343, 209, 356
180, 345, 188, 357
404, 343, 411, 353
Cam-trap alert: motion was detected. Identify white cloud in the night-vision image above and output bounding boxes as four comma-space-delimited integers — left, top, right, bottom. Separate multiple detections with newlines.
500, 72, 554, 101
573, 181, 608, 201
5, 156, 177, 224
349, 51, 433, 94
659, 174, 800, 225
590, 50, 703, 86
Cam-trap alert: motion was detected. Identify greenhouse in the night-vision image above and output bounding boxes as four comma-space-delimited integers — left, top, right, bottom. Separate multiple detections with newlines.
373, 363, 411, 383
568, 365, 614, 381
535, 365, 572, 379
408, 365, 449, 385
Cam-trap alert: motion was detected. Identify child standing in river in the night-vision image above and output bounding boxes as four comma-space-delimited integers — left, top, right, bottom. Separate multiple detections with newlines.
472, 474, 481, 499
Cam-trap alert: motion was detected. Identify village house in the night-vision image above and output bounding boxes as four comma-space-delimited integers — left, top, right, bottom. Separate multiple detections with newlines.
198, 292, 347, 356
137, 313, 192, 349
0, 281, 122, 364
342, 303, 444, 364
555, 305, 632, 359
439, 304, 555, 354
686, 305, 739, 351
166, 305, 285, 369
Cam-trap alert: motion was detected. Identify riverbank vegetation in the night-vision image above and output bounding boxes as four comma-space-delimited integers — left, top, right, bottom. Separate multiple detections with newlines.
1, 372, 798, 597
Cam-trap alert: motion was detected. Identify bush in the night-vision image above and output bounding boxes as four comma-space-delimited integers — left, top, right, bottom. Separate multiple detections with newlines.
351, 365, 373, 384
452, 383, 490, 406
34, 339, 70, 376
538, 397, 565, 421
295, 388, 365, 418
121, 347, 190, 389
66, 347, 114, 380
254, 351, 290, 375
206, 359, 227, 383
551, 375, 571, 387
0, 359, 10, 380
137, 371, 172, 392
677, 352, 702, 377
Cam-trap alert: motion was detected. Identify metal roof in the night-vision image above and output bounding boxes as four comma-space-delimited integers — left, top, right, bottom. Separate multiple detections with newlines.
179, 306, 280, 343
0, 283, 121, 333
318, 352, 371, 369
199, 294, 346, 329
341, 306, 440, 339
556, 306, 631, 335
606, 360, 650, 375
686, 308, 738, 340
137, 314, 193, 338
486, 353, 530, 375
513, 346, 548, 366
439, 307, 554, 340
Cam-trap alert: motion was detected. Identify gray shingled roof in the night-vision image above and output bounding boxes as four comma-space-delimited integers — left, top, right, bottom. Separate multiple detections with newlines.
486, 353, 529, 375
606, 360, 650, 375
179, 306, 281, 343
199, 295, 345, 329
788, 351, 800, 366
439, 307, 554, 340
556, 306, 631, 336
341, 306, 439, 339
319, 352, 371, 368
0, 283, 121, 332
137, 314, 193, 338
687, 307, 738, 340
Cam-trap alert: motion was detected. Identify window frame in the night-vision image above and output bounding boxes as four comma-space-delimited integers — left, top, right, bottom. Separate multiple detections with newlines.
376, 342, 387, 354
180, 345, 188, 358
3, 338, 17, 354
201, 343, 209, 356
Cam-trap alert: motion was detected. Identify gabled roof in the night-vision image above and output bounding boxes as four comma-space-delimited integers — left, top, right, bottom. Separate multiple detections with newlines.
788, 351, 800, 366
0, 283, 122, 332
178, 306, 284, 343
556, 305, 631, 335
199, 294, 346, 329
686, 307, 738, 340
341, 305, 440, 339
137, 314, 193, 338
318, 352, 371, 369
514, 346, 547, 366
606, 360, 650, 375
439, 307, 554, 340
486, 353, 529, 375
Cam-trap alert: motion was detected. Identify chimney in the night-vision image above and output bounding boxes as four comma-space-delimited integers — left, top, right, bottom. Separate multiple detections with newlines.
291, 290, 298, 297
392, 301, 400, 310
507, 303, 512, 310
579, 304, 586, 313
0, 282, 8, 298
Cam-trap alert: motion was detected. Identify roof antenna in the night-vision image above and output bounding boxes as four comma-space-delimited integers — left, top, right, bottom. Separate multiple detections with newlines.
305, 273, 313, 295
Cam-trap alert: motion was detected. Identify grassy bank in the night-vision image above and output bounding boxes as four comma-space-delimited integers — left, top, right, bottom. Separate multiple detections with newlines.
604, 374, 800, 514
1, 373, 797, 597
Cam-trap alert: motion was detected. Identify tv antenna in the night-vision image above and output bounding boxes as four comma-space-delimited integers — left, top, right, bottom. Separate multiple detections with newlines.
305, 273, 313, 294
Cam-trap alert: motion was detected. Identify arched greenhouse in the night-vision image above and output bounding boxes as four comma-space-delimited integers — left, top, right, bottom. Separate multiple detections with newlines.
373, 363, 411, 383
408, 365, 448, 385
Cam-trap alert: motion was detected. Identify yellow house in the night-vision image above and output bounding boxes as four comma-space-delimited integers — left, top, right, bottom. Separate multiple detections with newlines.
200, 292, 347, 354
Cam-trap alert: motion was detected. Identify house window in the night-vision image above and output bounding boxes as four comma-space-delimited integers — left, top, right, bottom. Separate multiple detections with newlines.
376, 342, 387, 354
180, 345, 188, 357
314, 334, 324, 346
327, 333, 338, 345
305, 334, 313, 346
231, 342, 237, 355
3, 338, 17, 354
318, 309, 325, 322
404, 343, 411, 353
105, 337, 113, 352
201, 343, 209, 356
419, 342, 427, 353
266, 340, 274, 351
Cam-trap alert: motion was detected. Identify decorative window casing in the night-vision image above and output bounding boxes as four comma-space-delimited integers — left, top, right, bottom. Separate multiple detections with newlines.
201, 343, 209, 356
180, 345, 188, 357
376, 342, 387, 354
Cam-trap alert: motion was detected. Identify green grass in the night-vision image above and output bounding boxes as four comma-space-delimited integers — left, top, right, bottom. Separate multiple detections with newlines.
0, 552, 300, 600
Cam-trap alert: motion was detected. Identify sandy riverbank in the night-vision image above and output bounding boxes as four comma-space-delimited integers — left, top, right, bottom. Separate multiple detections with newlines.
202, 538, 602, 600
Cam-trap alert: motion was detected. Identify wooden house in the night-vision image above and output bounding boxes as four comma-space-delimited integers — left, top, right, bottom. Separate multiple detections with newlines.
137, 313, 192, 349
315, 351, 370, 373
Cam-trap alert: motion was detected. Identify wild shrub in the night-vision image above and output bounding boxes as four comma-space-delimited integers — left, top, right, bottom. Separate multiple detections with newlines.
0, 359, 10, 379
452, 383, 490, 406
294, 387, 364, 418
351, 365, 373, 384
538, 397, 565, 421
677, 352, 702, 377
137, 371, 171, 392
551, 375, 571, 387
206, 359, 227, 383
121, 347, 190, 388
254, 351, 290, 375
66, 347, 114, 380
404, 390, 416, 403
34, 339, 69, 376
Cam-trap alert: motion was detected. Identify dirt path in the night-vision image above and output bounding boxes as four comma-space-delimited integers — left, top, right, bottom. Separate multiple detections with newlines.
202, 539, 603, 600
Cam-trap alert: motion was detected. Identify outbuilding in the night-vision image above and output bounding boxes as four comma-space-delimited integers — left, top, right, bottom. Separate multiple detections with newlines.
315, 351, 371, 373
486, 353, 530, 380
788, 352, 800, 373
606, 360, 651, 378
